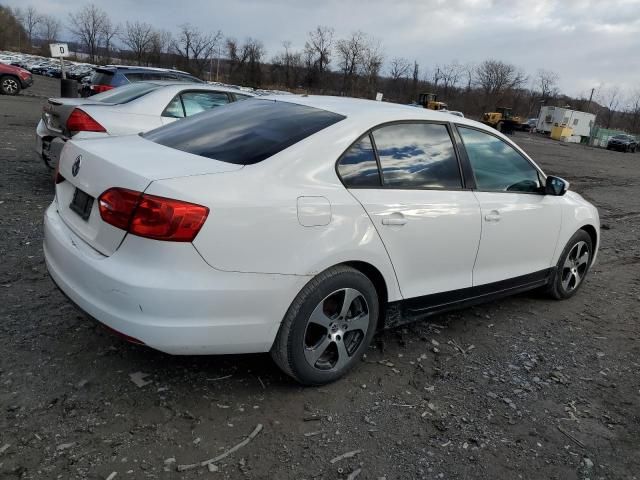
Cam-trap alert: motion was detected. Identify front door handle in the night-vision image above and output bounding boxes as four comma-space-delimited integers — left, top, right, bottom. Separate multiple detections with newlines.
484, 210, 501, 222
382, 217, 407, 226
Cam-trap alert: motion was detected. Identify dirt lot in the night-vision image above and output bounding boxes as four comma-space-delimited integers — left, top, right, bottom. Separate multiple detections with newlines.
1, 76, 639, 480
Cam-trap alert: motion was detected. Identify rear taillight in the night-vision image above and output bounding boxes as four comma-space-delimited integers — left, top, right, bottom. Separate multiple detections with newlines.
90, 84, 114, 94
98, 188, 209, 242
66, 108, 106, 134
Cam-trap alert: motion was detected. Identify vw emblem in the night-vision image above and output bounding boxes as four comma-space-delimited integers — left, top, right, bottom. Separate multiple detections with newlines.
72, 155, 82, 177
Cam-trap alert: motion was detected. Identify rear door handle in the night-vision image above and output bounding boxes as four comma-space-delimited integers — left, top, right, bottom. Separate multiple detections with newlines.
484, 210, 501, 222
382, 217, 407, 226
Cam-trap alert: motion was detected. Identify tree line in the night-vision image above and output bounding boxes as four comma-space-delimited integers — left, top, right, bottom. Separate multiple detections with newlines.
1, 3, 639, 134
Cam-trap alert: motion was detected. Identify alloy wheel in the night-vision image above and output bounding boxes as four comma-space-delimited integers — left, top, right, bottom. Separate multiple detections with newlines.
2, 78, 18, 94
303, 288, 369, 371
561, 241, 590, 292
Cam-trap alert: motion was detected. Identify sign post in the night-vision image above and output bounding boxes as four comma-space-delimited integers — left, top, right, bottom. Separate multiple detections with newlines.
49, 43, 70, 80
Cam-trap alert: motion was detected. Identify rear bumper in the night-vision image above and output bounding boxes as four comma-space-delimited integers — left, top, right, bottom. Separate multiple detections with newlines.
607, 143, 633, 151
36, 119, 66, 168
43, 203, 309, 355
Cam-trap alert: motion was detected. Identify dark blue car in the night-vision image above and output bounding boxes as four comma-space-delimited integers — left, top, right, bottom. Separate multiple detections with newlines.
81, 65, 203, 97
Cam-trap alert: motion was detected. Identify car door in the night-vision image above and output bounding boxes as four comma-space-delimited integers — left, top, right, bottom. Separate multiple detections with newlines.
161, 90, 232, 125
340, 122, 482, 300
456, 125, 562, 286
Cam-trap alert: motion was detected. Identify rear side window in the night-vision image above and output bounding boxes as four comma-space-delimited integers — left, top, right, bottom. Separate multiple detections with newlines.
163, 91, 231, 118
90, 71, 115, 86
337, 135, 381, 187
91, 82, 161, 104
144, 100, 345, 165
372, 123, 462, 189
182, 91, 230, 116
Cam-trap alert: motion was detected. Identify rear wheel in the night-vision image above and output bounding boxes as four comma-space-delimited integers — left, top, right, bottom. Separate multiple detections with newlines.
271, 266, 379, 385
546, 230, 593, 300
0, 76, 20, 95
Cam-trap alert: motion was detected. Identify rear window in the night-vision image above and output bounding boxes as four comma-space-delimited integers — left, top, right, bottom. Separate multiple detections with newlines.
90, 82, 161, 104
143, 99, 345, 165
90, 70, 116, 85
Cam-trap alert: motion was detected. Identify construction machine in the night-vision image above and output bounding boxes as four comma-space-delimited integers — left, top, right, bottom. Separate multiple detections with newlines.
481, 107, 522, 133
417, 92, 448, 111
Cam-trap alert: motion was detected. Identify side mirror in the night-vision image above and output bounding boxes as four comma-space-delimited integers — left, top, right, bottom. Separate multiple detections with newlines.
545, 176, 569, 196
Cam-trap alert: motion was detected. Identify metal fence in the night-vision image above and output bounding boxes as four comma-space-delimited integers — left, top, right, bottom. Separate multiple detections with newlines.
591, 127, 640, 148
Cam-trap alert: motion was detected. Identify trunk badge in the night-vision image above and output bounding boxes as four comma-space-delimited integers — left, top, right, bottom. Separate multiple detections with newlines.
72, 155, 82, 177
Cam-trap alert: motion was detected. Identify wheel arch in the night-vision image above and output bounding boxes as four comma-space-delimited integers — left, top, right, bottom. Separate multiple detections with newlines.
341, 260, 389, 328
580, 224, 598, 258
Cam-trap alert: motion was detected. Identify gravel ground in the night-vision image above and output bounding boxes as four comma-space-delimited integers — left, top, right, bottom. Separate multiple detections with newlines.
1, 77, 639, 480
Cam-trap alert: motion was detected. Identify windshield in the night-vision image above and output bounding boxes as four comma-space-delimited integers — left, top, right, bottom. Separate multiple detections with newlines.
90, 82, 161, 104
143, 99, 345, 165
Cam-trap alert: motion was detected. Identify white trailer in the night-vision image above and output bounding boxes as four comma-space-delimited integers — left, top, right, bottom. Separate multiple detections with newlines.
536, 106, 595, 139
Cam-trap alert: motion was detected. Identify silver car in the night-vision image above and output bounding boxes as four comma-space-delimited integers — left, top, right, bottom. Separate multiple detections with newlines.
35, 82, 254, 168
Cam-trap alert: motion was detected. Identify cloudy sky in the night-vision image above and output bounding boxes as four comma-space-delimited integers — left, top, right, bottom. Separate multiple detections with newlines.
5, 0, 640, 100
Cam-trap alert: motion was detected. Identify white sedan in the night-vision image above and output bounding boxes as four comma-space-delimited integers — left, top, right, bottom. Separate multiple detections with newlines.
35, 82, 254, 168
44, 96, 600, 385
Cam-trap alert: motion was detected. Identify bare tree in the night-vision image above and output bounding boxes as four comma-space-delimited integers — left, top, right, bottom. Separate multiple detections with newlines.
627, 88, 640, 133
121, 21, 154, 65
68, 4, 108, 63
148, 29, 172, 66
475, 59, 527, 97
18, 6, 40, 48
360, 37, 384, 97
304, 26, 334, 89
173, 24, 222, 76
599, 85, 621, 128
438, 62, 462, 98
335, 31, 367, 94
389, 57, 411, 82
100, 17, 120, 62
536, 69, 559, 99
39, 14, 61, 45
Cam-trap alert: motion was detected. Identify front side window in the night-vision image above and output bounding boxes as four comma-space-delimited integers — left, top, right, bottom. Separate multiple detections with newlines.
337, 135, 381, 187
372, 123, 462, 189
458, 127, 541, 193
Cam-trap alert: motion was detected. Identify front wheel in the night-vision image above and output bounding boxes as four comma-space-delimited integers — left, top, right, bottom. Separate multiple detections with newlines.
546, 230, 593, 300
0, 76, 20, 95
271, 266, 379, 385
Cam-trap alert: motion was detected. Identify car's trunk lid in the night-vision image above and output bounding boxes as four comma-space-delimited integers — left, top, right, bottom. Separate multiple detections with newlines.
56, 135, 242, 256
43, 97, 110, 134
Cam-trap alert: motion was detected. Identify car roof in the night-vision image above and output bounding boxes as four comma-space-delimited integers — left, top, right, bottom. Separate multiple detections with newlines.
137, 81, 256, 95
258, 94, 482, 127
98, 65, 193, 75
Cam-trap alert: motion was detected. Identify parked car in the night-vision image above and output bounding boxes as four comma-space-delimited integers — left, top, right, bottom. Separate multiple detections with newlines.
606, 134, 637, 153
80, 66, 203, 97
0, 63, 33, 95
44, 96, 600, 385
36, 81, 253, 168
521, 118, 538, 132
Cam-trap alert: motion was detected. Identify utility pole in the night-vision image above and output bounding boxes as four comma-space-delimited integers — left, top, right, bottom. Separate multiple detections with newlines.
586, 87, 595, 112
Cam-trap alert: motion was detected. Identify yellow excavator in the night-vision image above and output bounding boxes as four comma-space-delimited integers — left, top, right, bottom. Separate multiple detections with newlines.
481, 107, 522, 133
417, 92, 448, 111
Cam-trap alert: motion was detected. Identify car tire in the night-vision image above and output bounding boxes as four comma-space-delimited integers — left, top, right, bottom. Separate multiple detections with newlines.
546, 230, 593, 300
271, 265, 379, 385
0, 76, 21, 95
